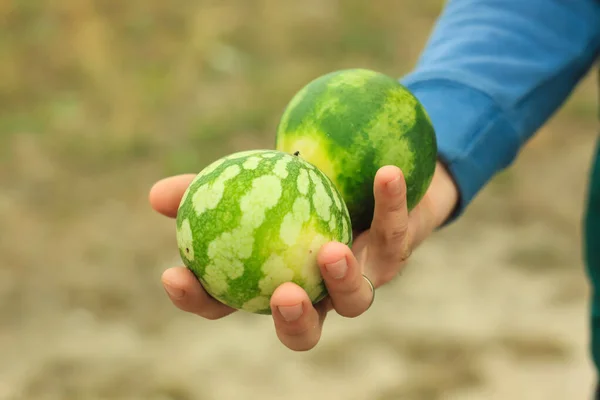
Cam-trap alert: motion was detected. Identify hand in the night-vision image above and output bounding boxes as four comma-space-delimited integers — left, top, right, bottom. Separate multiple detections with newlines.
149, 161, 458, 351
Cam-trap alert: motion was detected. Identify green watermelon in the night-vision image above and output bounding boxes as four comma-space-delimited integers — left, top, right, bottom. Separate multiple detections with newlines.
175, 149, 352, 314
275, 68, 437, 232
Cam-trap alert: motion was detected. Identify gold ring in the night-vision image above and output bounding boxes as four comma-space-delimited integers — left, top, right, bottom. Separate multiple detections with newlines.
363, 274, 375, 310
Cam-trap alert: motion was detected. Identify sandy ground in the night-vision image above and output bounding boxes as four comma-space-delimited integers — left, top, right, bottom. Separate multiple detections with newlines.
2, 95, 599, 400
1, 1, 599, 399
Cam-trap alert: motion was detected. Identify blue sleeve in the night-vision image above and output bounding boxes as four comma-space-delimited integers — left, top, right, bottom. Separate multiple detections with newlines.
400, 0, 600, 222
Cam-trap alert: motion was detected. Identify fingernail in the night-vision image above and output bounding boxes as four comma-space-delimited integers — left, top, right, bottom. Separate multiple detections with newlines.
386, 176, 402, 195
164, 283, 185, 299
278, 303, 303, 322
325, 258, 348, 279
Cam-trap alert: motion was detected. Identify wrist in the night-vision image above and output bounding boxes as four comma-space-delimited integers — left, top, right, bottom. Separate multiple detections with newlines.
429, 160, 460, 229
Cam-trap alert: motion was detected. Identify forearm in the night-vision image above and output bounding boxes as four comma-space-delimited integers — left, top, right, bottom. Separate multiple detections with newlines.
401, 0, 600, 222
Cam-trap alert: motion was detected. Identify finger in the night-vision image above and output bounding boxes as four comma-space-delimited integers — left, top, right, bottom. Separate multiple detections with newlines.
368, 166, 412, 283
270, 282, 325, 351
161, 267, 236, 320
149, 174, 196, 218
318, 242, 374, 318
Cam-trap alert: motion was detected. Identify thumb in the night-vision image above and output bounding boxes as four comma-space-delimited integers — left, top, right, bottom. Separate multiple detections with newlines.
363, 165, 412, 287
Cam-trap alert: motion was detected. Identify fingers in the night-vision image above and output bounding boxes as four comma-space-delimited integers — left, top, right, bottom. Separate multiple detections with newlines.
149, 174, 196, 218
367, 165, 412, 285
270, 239, 376, 354
270, 282, 325, 351
318, 242, 374, 318
161, 267, 236, 320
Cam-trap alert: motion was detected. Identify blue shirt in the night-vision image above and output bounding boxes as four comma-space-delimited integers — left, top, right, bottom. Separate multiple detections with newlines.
400, 0, 600, 220
397, 0, 600, 377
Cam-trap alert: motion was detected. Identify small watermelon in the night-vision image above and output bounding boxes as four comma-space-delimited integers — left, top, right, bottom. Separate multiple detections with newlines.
275, 68, 437, 232
175, 149, 352, 314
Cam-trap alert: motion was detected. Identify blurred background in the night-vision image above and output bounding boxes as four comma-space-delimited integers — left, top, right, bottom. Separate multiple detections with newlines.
1, 1, 598, 399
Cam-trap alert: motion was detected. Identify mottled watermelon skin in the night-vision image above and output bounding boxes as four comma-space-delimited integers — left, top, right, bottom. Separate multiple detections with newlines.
175, 149, 352, 315
275, 68, 437, 232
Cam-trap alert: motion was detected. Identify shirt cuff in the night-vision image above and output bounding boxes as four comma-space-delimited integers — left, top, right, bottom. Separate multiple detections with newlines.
401, 75, 523, 223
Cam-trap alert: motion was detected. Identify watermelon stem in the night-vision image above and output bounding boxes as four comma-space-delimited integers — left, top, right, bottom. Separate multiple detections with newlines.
293, 151, 300, 156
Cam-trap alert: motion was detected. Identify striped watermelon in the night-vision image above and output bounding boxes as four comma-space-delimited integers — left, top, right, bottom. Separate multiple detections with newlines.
175, 149, 352, 314
275, 68, 437, 232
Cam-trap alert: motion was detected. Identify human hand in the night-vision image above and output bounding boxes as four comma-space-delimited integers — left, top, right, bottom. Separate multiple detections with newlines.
149, 161, 458, 351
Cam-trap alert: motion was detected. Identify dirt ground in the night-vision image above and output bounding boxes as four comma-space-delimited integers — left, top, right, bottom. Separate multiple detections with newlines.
1, 1, 599, 399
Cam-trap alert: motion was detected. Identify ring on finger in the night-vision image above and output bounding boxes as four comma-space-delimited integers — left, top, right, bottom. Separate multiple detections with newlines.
362, 274, 375, 310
